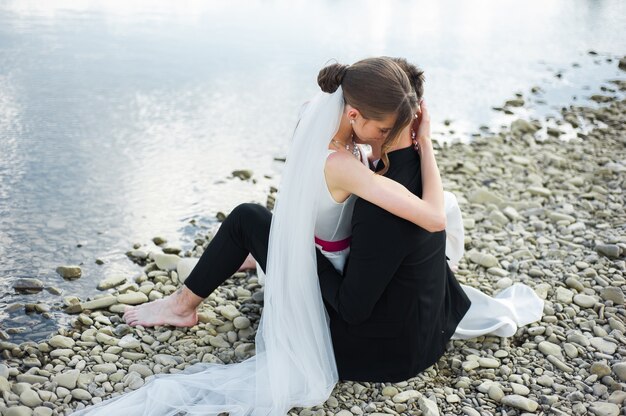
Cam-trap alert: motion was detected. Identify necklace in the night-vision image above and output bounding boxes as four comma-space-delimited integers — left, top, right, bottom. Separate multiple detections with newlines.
331, 134, 361, 160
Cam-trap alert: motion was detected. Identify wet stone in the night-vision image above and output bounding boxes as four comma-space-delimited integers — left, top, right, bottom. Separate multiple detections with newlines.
13, 278, 44, 293
97, 275, 127, 290
81, 296, 117, 310
153, 253, 181, 271
56, 265, 82, 279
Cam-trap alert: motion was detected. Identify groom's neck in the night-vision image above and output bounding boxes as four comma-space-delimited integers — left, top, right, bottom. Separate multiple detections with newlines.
388, 130, 413, 152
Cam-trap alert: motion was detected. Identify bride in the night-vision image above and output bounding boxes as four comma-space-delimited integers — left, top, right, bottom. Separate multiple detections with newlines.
72, 57, 542, 415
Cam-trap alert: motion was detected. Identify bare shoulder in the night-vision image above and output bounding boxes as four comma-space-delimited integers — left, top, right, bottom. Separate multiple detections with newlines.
325, 151, 367, 173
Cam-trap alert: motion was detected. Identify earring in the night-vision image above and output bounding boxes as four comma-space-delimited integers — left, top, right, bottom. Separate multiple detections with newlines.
350, 119, 355, 125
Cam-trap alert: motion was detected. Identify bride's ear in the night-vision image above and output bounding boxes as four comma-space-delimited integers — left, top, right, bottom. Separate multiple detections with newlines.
345, 105, 361, 121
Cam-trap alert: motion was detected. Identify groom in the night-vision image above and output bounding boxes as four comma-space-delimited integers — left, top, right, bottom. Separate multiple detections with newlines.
314, 134, 471, 382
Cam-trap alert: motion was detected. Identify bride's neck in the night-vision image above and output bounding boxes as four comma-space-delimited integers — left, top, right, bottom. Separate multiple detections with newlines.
332, 116, 353, 144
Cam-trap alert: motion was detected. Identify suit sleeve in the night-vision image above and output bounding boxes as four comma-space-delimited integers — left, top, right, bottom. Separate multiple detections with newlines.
316, 204, 409, 325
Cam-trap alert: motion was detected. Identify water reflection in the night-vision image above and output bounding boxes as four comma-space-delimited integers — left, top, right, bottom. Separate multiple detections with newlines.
0, 0, 624, 342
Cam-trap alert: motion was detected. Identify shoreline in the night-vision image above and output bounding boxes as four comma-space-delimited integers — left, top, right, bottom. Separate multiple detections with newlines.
1, 80, 625, 415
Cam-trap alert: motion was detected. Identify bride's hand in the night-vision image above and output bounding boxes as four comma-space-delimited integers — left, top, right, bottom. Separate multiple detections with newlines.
411, 100, 431, 149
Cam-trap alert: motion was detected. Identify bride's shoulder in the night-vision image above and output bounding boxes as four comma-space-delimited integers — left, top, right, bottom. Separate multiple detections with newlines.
325, 151, 369, 175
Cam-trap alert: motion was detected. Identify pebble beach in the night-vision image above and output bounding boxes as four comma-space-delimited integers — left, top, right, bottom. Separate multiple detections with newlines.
1, 68, 625, 416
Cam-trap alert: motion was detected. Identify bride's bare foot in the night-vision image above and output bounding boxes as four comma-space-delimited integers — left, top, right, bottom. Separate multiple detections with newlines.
237, 253, 256, 271
123, 286, 202, 327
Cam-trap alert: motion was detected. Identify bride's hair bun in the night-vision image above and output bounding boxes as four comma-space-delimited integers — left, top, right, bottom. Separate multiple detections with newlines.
317, 63, 349, 93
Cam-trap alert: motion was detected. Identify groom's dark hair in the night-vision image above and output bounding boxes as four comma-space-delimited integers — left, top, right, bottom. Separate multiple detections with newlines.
388, 57, 425, 102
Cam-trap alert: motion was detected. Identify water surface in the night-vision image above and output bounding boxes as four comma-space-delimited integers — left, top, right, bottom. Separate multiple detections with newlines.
0, 0, 625, 342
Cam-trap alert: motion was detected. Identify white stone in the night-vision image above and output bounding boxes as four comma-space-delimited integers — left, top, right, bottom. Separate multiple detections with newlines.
118, 335, 141, 349
5, 406, 33, 416
96, 332, 119, 346
33, 407, 53, 416
590, 338, 617, 355
92, 363, 117, 374
220, 304, 241, 320
573, 294, 597, 308
81, 296, 118, 310
49, 335, 75, 349
53, 370, 79, 389
117, 292, 149, 305
392, 389, 420, 403
71, 388, 92, 401
612, 362, 626, 382
502, 206, 521, 221
467, 188, 504, 206
501, 395, 538, 412
154, 354, 179, 366
478, 357, 500, 368
97, 275, 127, 290
233, 316, 251, 329
510, 382, 529, 396
528, 186, 552, 197
154, 253, 181, 271
469, 252, 499, 268
177, 258, 199, 283
538, 341, 563, 358
418, 396, 440, 416
496, 277, 513, 289
600, 287, 624, 305
129, 364, 153, 378
208, 336, 230, 348
0, 375, 10, 392
556, 287, 574, 304
589, 402, 620, 416
488, 384, 504, 402
20, 388, 43, 407
56, 265, 82, 279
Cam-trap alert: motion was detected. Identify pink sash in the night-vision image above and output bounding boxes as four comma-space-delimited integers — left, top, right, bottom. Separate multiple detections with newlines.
314, 236, 351, 252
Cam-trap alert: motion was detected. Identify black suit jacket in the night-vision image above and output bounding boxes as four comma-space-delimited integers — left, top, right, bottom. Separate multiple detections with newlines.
316, 145, 471, 382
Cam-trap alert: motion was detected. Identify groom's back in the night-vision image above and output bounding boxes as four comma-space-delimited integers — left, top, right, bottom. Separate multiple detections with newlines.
326, 147, 470, 382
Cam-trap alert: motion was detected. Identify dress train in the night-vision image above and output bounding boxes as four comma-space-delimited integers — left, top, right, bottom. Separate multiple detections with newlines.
443, 191, 544, 340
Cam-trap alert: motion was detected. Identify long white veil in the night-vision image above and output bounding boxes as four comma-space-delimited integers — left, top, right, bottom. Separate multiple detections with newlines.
72, 88, 344, 415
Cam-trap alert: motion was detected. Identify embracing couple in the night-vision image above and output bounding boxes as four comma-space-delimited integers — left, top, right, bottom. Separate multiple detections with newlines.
75, 57, 543, 415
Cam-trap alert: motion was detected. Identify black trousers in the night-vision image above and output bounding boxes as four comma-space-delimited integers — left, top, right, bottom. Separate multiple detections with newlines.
184, 203, 272, 298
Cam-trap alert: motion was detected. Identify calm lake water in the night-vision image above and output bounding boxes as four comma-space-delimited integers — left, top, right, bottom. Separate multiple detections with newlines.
1, 0, 625, 342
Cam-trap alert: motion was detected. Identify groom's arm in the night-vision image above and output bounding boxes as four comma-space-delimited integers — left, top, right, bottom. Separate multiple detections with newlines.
316, 203, 411, 325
